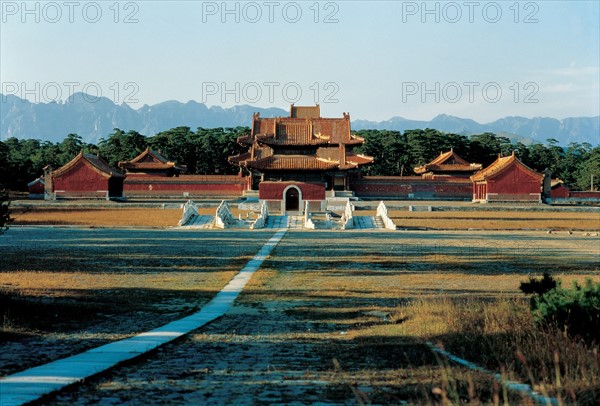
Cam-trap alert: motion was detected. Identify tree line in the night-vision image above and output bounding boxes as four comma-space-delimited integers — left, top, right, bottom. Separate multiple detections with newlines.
0, 127, 598, 191
0, 126, 249, 190
354, 129, 599, 191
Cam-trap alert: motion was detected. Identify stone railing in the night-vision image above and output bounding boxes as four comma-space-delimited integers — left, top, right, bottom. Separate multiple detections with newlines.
341, 200, 354, 229
376, 201, 397, 230
178, 200, 198, 226
304, 201, 316, 229
250, 200, 269, 229
215, 200, 236, 229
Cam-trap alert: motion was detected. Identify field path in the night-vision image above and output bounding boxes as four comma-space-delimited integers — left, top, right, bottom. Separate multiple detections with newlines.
39, 230, 450, 405
0, 230, 287, 406
3, 228, 598, 404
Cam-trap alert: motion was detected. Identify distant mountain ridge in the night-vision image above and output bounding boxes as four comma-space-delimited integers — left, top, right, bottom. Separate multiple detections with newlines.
352, 114, 599, 146
1, 93, 598, 146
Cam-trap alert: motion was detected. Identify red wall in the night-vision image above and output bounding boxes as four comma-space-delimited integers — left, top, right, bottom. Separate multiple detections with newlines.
483, 164, 541, 202
124, 176, 245, 197
28, 181, 44, 195
53, 160, 110, 193
569, 191, 600, 198
259, 182, 326, 200
351, 177, 472, 199
550, 184, 570, 198
487, 164, 541, 196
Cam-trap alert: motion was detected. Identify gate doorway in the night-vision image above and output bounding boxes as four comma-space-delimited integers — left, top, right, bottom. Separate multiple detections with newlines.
285, 187, 299, 211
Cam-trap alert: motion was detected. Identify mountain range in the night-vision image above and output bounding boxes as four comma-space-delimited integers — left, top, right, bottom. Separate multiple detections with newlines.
1, 93, 598, 146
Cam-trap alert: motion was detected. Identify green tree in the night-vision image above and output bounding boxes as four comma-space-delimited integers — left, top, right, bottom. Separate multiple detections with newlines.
524, 143, 554, 172
405, 129, 445, 167
468, 133, 511, 167
0, 141, 8, 181
575, 147, 600, 190
194, 127, 248, 175
0, 187, 12, 234
513, 142, 530, 163
98, 128, 148, 167
148, 126, 194, 172
59, 133, 83, 162
2, 138, 40, 189
355, 129, 405, 175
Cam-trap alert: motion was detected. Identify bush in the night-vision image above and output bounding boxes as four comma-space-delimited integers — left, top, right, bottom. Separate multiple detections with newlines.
532, 279, 600, 342
0, 187, 12, 234
519, 272, 558, 295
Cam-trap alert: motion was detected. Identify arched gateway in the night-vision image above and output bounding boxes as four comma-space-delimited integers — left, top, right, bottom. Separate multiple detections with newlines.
284, 187, 300, 211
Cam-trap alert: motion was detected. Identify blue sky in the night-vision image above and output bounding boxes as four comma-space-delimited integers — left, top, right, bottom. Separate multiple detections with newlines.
1, 1, 598, 122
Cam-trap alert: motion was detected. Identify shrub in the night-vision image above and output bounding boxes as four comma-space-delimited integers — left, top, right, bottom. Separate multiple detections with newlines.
519, 272, 558, 296
532, 279, 600, 342
0, 187, 12, 234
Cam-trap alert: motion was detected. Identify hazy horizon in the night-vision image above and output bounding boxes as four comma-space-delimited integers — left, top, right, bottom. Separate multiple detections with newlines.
2, 1, 598, 122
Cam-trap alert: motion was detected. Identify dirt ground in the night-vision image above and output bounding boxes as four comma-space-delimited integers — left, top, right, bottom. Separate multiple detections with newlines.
10, 202, 600, 231
0, 228, 272, 376
10, 207, 182, 227
387, 211, 600, 230
2, 227, 598, 404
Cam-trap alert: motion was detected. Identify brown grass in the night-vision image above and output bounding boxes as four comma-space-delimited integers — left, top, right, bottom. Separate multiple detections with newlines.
11, 206, 253, 227
2, 227, 599, 403
11, 207, 182, 227
244, 231, 600, 404
385, 210, 600, 230
10, 205, 600, 230
0, 228, 271, 376
400, 297, 600, 403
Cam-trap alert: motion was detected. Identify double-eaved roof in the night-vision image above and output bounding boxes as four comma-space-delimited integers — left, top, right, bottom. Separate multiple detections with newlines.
118, 148, 187, 173
414, 149, 482, 176
229, 106, 373, 171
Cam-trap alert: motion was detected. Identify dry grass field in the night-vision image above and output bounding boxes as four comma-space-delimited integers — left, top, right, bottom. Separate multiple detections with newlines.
11, 207, 182, 227
10, 206, 252, 227
11, 205, 600, 232
0, 228, 272, 376
244, 231, 600, 404
384, 210, 600, 230
12, 228, 598, 405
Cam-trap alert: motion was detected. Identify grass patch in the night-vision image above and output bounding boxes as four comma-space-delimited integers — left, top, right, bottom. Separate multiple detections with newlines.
387, 210, 600, 230
11, 206, 254, 227
11, 207, 182, 227
244, 230, 600, 404
0, 228, 270, 376
2, 227, 599, 404
405, 297, 600, 404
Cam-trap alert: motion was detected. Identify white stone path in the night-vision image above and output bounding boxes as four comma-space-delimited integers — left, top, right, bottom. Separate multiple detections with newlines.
179, 215, 214, 229
265, 215, 304, 229
0, 229, 288, 406
353, 216, 380, 229
265, 215, 289, 229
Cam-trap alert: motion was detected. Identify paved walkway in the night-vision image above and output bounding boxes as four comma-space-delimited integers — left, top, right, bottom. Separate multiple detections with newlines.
0, 229, 288, 406
353, 216, 384, 230
265, 215, 288, 229
288, 215, 304, 229
186, 216, 215, 228
264, 215, 305, 229
180, 215, 214, 229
